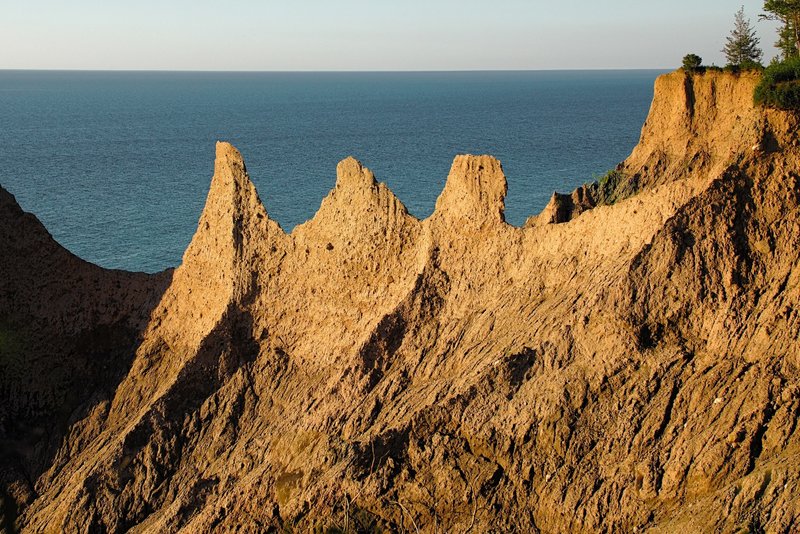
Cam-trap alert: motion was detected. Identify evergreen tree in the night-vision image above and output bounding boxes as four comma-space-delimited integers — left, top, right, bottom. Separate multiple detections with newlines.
682, 53, 703, 71
775, 19, 800, 58
762, 0, 800, 58
723, 6, 763, 67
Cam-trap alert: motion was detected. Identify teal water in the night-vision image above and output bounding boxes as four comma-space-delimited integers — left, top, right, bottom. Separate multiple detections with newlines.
0, 70, 664, 273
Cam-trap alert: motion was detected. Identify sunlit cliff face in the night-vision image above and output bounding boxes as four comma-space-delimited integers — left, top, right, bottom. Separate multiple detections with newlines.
2, 70, 800, 533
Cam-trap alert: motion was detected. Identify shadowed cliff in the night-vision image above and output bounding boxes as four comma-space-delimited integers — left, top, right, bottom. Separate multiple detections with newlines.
0, 187, 172, 530
2, 69, 800, 533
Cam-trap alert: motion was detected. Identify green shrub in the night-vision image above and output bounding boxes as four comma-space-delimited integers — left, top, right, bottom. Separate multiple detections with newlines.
754, 56, 800, 111
724, 61, 764, 74
597, 169, 624, 198
739, 59, 764, 71
682, 53, 703, 71
588, 169, 632, 205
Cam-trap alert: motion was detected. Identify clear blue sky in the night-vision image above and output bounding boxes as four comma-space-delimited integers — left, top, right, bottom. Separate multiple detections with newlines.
1, 0, 782, 70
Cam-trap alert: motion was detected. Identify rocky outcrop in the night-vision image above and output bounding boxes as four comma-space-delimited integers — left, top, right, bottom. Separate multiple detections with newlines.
2, 69, 800, 533
526, 185, 598, 226
537, 70, 800, 223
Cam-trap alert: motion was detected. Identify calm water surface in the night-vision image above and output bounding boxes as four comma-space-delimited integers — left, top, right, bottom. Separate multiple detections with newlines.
0, 70, 665, 272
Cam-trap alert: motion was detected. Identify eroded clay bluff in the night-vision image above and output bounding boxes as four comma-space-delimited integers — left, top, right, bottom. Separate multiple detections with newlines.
1, 69, 799, 533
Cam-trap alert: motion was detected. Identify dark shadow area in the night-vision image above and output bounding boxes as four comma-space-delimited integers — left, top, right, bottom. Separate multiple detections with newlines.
0, 185, 174, 529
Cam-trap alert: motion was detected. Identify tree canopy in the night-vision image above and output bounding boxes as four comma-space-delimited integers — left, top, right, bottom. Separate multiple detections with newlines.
723, 7, 763, 66
682, 53, 703, 71
762, 0, 800, 58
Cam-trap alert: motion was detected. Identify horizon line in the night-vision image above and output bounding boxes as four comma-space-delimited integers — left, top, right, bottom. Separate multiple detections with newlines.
0, 67, 675, 74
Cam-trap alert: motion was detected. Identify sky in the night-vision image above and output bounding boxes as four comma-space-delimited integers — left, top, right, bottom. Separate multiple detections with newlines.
1, 0, 783, 70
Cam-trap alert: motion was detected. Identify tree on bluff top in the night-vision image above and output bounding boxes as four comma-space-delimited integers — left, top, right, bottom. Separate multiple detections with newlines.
724, 6, 763, 67
682, 53, 703, 71
762, 0, 800, 58
776, 19, 800, 58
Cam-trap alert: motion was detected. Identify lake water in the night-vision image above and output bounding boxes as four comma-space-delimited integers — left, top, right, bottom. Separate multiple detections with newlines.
0, 70, 665, 273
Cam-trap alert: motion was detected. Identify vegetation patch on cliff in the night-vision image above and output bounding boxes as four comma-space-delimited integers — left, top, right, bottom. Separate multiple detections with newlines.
594, 169, 631, 205
754, 56, 800, 110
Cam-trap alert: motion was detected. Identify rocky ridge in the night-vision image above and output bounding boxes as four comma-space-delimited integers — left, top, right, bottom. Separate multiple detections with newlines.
1, 70, 799, 532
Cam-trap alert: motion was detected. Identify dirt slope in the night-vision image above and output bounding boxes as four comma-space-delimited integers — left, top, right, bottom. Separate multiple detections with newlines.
2, 70, 800, 533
